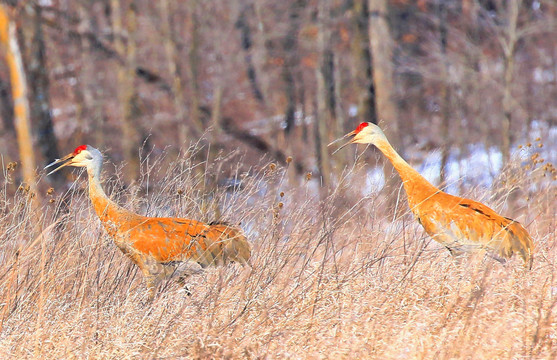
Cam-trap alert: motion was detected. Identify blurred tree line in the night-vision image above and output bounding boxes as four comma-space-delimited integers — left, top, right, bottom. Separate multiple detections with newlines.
0, 0, 555, 203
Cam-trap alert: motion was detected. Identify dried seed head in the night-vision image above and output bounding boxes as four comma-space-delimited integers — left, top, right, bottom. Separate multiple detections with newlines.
269, 163, 277, 171
49, 198, 56, 203
286, 156, 292, 164
278, 202, 284, 209
7, 162, 17, 171
517, 145, 523, 149
535, 137, 541, 141
279, 191, 285, 198
18, 184, 30, 193
538, 143, 543, 148
47, 187, 54, 195
526, 143, 532, 147
305, 172, 312, 181
177, 189, 184, 195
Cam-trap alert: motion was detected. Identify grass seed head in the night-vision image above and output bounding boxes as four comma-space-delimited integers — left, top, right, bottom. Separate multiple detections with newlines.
7, 161, 17, 171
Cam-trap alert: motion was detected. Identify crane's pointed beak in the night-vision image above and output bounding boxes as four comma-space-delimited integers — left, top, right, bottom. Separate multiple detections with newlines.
45, 153, 75, 176
328, 130, 356, 155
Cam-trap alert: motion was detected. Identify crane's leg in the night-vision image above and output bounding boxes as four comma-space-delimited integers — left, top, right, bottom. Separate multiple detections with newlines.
174, 261, 204, 296
142, 260, 167, 302
486, 252, 507, 265
145, 275, 158, 302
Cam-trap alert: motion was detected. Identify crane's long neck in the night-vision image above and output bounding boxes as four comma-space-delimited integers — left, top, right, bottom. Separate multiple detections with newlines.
375, 139, 440, 209
87, 162, 139, 235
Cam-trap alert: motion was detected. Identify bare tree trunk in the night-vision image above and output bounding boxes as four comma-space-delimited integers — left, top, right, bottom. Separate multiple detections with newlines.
74, 2, 98, 146
282, 0, 305, 136
0, 4, 38, 202
159, 0, 189, 146
333, 53, 349, 170
111, 0, 140, 182
352, 0, 376, 124
236, 4, 266, 106
315, 0, 332, 195
438, 0, 451, 186
0, 76, 14, 133
211, 81, 223, 138
501, 0, 520, 165
369, 0, 401, 214
185, 0, 204, 141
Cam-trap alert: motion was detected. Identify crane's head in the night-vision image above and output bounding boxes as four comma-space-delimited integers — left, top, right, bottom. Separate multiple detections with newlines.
45, 145, 102, 175
328, 122, 388, 154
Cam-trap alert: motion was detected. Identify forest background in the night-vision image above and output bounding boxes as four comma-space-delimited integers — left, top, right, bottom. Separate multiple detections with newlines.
0, 0, 556, 358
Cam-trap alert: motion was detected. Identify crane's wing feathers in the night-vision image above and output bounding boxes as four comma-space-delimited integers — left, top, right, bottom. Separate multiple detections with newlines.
415, 194, 533, 267
457, 200, 511, 228
118, 217, 250, 267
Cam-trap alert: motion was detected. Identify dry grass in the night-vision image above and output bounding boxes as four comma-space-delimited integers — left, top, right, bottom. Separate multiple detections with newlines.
0, 145, 555, 359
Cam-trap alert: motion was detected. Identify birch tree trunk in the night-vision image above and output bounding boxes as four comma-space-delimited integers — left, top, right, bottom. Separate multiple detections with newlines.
0, 4, 38, 202
23, 4, 61, 181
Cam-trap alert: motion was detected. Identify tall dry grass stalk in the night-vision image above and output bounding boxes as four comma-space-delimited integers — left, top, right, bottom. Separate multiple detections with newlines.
0, 143, 555, 359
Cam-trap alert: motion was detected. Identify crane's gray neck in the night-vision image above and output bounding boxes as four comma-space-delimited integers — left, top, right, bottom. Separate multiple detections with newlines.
86, 148, 104, 180
86, 149, 107, 200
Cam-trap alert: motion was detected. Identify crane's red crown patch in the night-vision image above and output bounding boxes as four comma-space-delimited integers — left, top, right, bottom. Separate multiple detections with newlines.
73, 145, 87, 155
355, 122, 369, 134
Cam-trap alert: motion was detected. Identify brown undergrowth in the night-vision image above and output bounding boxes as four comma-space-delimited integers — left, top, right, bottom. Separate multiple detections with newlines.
0, 145, 555, 359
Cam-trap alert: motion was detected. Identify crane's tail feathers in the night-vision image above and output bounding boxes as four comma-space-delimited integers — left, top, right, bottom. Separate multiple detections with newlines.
206, 224, 252, 266
507, 221, 534, 270
222, 227, 252, 266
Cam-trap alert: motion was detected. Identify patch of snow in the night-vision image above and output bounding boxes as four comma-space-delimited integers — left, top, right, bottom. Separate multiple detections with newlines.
362, 120, 556, 196
364, 167, 385, 194
533, 68, 555, 84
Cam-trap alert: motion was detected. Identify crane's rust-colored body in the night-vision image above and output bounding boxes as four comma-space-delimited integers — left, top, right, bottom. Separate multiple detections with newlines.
47, 145, 251, 300
331, 122, 534, 268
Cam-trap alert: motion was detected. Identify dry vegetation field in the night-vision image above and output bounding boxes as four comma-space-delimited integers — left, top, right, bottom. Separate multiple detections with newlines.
0, 145, 555, 359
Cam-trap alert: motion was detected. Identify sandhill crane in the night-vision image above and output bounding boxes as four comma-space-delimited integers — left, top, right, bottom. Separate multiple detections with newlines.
330, 122, 534, 268
46, 145, 251, 300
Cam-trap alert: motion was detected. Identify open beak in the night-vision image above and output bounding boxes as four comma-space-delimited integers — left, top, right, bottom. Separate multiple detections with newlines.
44, 152, 75, 176
328, 130, 356, 155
